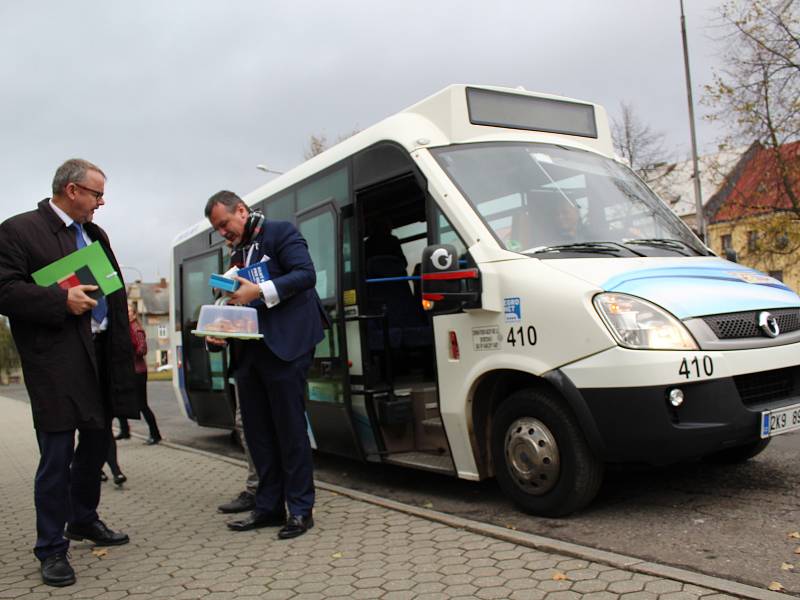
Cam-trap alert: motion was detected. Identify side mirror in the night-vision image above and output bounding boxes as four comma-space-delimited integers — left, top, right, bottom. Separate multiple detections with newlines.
724, 248, 738, 263
420, 244, 481, 311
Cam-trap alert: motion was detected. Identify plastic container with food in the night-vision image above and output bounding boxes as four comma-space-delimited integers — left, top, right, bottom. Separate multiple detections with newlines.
191, 305, 262, 339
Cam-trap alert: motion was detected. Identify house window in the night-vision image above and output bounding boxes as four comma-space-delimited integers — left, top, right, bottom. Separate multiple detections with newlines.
747, 231, 758, 251
157, 325, 168, 339
721, 234, 733, 252
769, 270, 784, 282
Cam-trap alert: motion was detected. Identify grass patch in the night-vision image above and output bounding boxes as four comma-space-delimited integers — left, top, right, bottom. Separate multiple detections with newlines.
147, 370, 173, 381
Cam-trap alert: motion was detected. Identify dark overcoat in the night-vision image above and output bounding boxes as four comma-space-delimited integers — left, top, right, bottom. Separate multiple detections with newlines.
0, 199, 138, 432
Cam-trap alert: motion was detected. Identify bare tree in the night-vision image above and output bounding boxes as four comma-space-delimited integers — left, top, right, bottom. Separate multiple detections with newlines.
611, 102, 671, 185
303, 129, 360, 160
703, 0, 800, 264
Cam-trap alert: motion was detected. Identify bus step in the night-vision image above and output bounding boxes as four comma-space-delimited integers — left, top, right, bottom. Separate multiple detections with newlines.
421, 417, 443, 429
384, 451, 455, 475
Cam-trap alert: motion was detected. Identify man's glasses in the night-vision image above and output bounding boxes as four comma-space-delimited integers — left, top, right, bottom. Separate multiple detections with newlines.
72, 182, 104, 200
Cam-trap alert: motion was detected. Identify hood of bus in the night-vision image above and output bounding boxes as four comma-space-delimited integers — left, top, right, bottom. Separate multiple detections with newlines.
540, 257, 800, 319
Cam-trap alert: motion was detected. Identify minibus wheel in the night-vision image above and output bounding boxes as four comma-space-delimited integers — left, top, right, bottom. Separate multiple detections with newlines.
491, 388, 603, 517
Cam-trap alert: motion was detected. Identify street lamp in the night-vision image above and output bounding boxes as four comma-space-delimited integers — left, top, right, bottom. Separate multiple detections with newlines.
120, 265, 143, 282
679, 0, 706, 243
256, 165, 284, 175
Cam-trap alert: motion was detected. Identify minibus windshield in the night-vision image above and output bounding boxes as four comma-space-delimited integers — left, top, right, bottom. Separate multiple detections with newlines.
431, 142, 709, 258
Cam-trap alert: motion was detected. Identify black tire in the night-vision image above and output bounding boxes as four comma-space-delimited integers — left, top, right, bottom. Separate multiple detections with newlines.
491, 388, 603, 517
705, 438, 771, 464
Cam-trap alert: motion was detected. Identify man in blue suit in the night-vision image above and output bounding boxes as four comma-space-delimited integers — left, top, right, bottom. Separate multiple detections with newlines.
205, 191, 325, 539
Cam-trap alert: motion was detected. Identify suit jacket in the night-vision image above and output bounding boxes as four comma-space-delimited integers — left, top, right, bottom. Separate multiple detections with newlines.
244, 220, 326, 362
0, 199, 138, 432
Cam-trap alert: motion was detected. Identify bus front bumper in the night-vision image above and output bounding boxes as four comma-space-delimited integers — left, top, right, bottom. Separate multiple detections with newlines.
559, 345, 800, 464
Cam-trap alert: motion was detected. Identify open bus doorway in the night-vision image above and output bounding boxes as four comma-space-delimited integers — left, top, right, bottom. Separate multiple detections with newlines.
354, 164, 454, 475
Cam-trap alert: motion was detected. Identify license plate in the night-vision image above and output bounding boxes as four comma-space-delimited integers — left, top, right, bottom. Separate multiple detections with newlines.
760, 402, 800, 438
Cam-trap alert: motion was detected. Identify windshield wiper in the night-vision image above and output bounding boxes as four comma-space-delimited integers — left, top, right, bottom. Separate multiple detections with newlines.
526, 242, 640, 256
622, 238, 706, 256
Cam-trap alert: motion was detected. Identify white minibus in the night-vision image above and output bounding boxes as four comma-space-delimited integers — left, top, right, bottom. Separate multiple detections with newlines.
170, 85, 800, 516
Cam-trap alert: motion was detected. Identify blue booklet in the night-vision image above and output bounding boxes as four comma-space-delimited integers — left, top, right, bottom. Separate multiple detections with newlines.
209, 260, 270, 292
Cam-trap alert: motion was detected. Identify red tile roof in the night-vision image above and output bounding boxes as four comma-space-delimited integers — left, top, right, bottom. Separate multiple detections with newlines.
708, 141, 800, 223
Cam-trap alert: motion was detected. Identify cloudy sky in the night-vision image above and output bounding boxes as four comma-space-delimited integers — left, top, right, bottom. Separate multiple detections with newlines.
0, 1, 730, 281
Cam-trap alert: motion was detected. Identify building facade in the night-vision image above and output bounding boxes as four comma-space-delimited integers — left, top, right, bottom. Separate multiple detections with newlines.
703, 141, 800, 293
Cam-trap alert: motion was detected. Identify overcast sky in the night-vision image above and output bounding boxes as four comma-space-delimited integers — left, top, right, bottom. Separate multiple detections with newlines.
0, 1, 730, 281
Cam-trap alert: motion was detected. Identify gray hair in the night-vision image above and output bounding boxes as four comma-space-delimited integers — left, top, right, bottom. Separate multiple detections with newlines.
204, 190, 246, 218
52, 159, 106, 195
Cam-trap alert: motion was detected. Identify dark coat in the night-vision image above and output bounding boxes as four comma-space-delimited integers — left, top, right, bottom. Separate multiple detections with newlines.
0, 199, 138, 432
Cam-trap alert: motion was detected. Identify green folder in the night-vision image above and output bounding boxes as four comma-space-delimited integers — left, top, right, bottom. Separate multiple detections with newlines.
31, 241, 123, 296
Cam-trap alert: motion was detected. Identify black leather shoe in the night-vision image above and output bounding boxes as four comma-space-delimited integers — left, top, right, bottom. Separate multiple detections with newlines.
144, 436, 161, 445
114, 432, 130, 440
65, 520, 129, 546
227, 510, 286, 531
41, 552, 75, 587
218, 491, 256, 514
278, 514, 313, 539
113, 473, 127, 486
99, 470, 108, 482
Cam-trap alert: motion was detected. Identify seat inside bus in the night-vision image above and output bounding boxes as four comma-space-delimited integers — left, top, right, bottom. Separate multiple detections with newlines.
365, 255, 432, 351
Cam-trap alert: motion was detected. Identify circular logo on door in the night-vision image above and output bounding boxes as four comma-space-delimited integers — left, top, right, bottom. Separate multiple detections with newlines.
431, 248, 453, 270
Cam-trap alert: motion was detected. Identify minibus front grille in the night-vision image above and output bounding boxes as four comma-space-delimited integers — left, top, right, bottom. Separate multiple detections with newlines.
703, 308, 800, 339
733, 366, 798, 406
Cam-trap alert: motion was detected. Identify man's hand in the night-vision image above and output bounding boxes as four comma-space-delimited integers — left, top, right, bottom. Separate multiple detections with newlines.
66, 285, 99, 315
227, 277, 260, 305
206, 336, 228, 348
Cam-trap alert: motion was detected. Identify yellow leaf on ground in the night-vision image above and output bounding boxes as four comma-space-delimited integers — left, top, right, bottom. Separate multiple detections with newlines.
422, 501, 433, 509
504, 524, 517, 530
768, 581, 785, 592
331, 552, 342, 559
794, 546, 800, 555
552, 571, 568, 581
91, 548, 107, 558
789, 531, 800, 539
781, 562, 794, 571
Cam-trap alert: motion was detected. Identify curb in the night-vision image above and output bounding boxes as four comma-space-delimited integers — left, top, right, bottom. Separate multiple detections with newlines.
132, 432, 788, 600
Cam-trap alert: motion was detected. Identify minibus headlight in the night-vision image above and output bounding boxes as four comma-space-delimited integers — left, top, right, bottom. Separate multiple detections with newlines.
593, 293, 698, 350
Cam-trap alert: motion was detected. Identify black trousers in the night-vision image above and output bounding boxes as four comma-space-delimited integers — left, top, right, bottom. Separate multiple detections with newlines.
117, 372, 160, 438
235, 342, 315, 517
33, 334, 110, 561
34, 427, 108, 560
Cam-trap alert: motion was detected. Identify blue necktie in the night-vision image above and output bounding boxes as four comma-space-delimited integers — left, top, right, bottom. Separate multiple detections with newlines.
71, 222, 108, 323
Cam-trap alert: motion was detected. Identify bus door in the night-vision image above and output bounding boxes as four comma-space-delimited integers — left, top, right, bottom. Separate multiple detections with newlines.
297, 201, 363, 459
179, 249, 235, 427
352, 167, 456, 476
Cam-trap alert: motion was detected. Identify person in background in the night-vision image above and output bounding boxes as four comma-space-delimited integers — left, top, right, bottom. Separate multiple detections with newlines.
0, 158, 136, 587
102, 431, 126, 486
117, 303, 162, 445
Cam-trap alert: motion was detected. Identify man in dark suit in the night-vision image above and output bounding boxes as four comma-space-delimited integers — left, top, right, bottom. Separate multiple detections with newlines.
205, 191, 325, 539
0, 159, 138, 587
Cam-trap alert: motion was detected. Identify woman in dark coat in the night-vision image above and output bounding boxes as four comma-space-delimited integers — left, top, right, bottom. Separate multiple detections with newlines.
116, 303, 161, 444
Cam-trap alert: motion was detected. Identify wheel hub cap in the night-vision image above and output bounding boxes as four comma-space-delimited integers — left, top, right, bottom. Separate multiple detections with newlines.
504, 417, 560, 495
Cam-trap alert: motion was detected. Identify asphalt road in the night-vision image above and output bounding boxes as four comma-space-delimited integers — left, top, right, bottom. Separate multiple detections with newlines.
4, 380, 799, 595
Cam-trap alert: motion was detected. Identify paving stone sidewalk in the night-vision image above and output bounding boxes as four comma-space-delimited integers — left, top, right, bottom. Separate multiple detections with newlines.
0, 395, 784, 600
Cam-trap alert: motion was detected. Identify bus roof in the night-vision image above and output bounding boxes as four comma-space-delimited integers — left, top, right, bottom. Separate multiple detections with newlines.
174, 84, 613, 245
